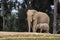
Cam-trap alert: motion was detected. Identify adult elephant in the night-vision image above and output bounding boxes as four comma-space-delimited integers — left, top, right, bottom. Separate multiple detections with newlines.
27, 9, 50, 32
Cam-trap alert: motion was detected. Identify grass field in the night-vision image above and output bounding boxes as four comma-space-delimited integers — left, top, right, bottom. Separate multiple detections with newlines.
0, 37, 60, 40
0, 32, 60, 40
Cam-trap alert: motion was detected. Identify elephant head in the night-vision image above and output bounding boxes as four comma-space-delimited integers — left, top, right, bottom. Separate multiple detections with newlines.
27, 9, 37, 32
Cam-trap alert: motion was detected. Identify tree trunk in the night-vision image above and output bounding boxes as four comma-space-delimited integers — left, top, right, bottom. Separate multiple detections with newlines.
1, 0, 6, 30
53, 0, 58, 34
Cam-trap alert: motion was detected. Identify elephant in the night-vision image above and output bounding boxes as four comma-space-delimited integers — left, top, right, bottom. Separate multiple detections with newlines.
27, 9, 50, 32
36, 23, 49, 33
32, 11, 50, 32
27, 9, 37, 32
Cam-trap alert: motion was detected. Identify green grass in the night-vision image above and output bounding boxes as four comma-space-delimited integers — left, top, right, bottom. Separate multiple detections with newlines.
0, 38, 60, 40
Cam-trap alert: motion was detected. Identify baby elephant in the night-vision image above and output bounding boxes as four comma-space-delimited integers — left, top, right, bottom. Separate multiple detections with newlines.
36, 23, 49, 33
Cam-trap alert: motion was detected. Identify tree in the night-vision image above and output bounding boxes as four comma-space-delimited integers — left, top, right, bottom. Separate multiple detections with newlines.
53, 0, 59, 34
1, 0, 12, 31
1, 0, 6, 30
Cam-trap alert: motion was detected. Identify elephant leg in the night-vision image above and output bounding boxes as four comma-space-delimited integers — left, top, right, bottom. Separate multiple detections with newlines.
40, 29, 42, 33
28, 20, 31, 32
33, 26, 36, 32
46, 29, 49, 33
46, 28, 49, 33
33, 19, 37, 32
27, 17, 31, 32
47, 25, 49, 33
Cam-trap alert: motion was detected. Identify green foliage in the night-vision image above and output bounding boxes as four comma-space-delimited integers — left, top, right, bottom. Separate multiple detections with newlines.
6, 14, 19, 31
57, 14, 60, 33
1, 0, 60, 34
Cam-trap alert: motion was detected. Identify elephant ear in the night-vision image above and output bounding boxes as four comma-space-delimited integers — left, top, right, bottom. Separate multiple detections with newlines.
32, 10, 38, 20
33, 10, 37, 15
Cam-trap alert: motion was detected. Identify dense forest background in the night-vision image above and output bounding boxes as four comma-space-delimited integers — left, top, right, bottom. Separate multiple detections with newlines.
0, 0, 60, 34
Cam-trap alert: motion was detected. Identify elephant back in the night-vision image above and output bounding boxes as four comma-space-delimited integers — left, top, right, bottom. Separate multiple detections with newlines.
36, 12, 50, 24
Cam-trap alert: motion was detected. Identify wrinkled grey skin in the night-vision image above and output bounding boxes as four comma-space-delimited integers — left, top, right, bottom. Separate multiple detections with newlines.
36, 23, 49, 33
27, 9, 50, 32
